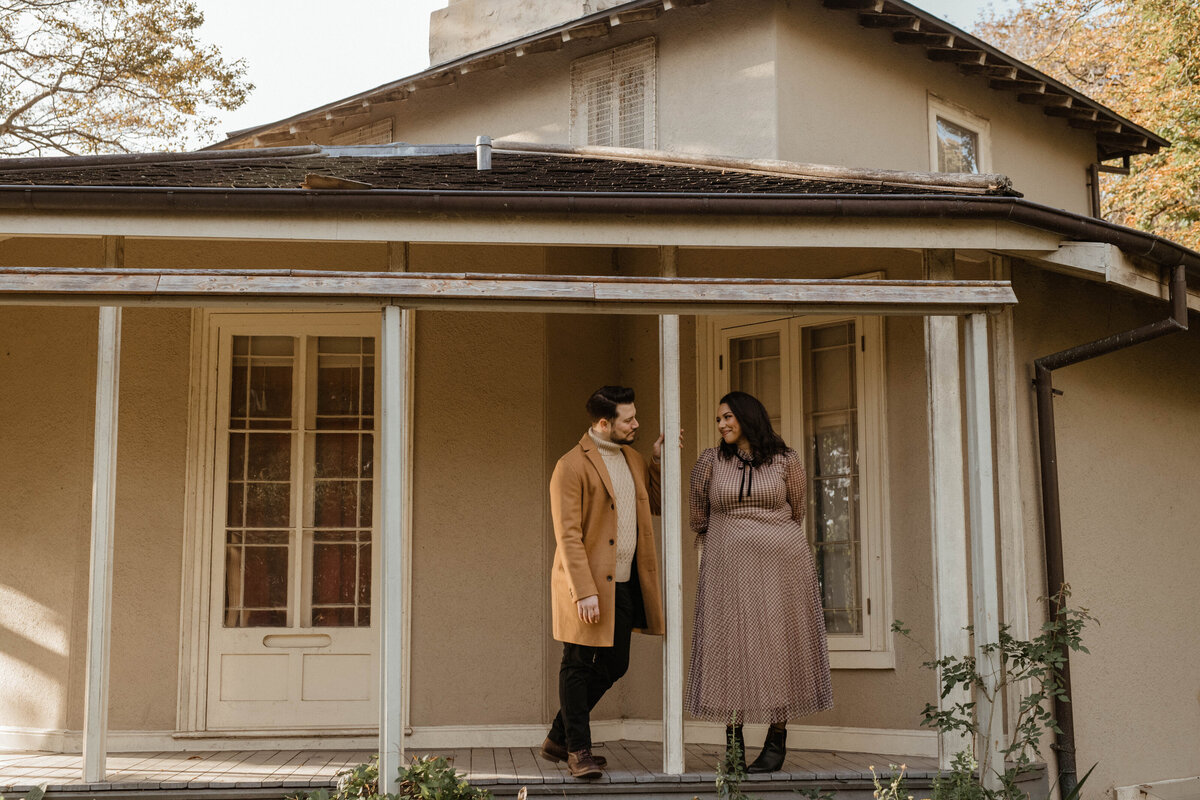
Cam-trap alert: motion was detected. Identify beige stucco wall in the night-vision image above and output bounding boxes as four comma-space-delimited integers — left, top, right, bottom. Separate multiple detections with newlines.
0, 307, 97, 732
0, 303, 191, 733
1009, 264, 1200, 795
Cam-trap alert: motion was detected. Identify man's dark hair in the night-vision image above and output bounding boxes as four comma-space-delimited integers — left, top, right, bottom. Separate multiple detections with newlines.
586, 385, 636, 423
717, 390, 789, 465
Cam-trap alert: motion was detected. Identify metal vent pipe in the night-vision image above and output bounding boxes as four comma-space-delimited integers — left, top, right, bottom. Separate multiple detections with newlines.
1033, 263, 1189, 799
476, 135, 492, 170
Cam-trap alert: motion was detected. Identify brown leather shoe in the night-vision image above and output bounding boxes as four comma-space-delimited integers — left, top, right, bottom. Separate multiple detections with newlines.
539, 737, 606, 767
566, 748, 603, 779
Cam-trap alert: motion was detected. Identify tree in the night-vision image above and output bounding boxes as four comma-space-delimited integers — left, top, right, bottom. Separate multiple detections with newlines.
976, 0, 1200, 249
0, 0, 251, 156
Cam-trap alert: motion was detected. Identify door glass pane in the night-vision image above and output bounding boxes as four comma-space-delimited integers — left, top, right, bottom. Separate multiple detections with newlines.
224, 530, 290, 627
729, 332, 783, 430
803, 322, 863, 635
309, 337, 375, 627
224, 336, 295, 628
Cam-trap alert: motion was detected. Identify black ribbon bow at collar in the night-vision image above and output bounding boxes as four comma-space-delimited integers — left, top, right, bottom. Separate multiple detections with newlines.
734, 450, 754, 501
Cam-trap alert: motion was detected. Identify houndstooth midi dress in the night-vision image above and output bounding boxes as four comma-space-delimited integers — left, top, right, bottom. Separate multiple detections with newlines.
685, 447, 833, 723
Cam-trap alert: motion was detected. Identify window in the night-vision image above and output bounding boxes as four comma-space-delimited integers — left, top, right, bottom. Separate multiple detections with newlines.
222, 333, 377, 629
929, 95, 991, 174
571, 38, 656, 148
330, 118, 394, 146
705, 312, 892, 669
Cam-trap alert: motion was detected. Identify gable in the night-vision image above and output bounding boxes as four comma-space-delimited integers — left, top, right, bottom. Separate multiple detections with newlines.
211, 0, 1165, 165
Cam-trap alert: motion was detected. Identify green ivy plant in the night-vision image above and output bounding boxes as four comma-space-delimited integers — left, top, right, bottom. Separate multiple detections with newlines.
287, 754, 490, 800
715, 721, 750, 800
893, 585, 1097, 800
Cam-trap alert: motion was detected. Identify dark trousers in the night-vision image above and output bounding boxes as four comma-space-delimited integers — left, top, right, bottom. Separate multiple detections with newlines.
548, 580, 635, 752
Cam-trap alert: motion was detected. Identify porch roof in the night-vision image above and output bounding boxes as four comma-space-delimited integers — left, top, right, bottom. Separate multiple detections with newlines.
0, 143, 1198, 287
0, 145, 1018, 196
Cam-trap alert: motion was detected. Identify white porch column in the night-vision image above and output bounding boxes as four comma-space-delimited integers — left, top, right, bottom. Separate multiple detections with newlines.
659, 247, 685, 775
989, 255, 1035, 751
82, 306, 121, 783
964, 313, 1004, 786
923, 251, 971, 768
379, 305, 412, 789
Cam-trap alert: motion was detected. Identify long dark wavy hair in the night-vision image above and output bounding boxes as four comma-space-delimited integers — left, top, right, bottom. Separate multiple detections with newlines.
716, 390, 789, 466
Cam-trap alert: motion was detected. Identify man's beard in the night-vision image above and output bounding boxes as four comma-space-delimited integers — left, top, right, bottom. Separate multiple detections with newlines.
610, 430, 637, 446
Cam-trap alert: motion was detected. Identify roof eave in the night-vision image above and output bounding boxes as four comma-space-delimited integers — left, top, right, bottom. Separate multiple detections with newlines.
0, 185, 1195, 280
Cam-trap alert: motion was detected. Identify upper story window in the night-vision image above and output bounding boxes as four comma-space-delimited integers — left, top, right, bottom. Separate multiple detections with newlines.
571, 38, 657, 149
929, 95, 991, 173
330, 118, 394, 147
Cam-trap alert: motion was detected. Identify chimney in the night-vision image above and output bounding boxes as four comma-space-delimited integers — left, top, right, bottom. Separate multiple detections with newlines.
428, 0, 624, 65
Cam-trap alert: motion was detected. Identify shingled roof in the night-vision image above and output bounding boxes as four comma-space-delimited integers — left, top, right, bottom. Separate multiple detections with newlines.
0, 144, 1020, 196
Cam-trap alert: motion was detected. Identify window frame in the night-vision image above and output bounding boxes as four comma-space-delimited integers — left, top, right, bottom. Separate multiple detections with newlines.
928, 94, 992, 174
570, 37, 657, 149
698, 307, 894, 670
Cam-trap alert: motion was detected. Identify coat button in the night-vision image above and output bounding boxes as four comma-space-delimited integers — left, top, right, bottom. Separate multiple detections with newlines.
606, 575, 613, 581
610, 503, 615, 509
609, 539, 615, 545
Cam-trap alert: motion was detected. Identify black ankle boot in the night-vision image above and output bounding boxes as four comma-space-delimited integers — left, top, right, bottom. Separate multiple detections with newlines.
747, 724, 787, 773
724, 724, 746, 773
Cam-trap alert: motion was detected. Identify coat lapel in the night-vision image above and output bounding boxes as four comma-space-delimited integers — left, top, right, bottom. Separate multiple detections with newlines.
579, 431, 616, 500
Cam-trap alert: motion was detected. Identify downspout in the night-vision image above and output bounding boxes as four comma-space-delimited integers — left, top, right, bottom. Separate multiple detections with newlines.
1033, 263, 1189, 798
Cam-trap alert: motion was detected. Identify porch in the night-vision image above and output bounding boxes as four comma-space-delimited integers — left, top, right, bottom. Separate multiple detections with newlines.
0, 263, 1017, 785
0, 744, 1045, 799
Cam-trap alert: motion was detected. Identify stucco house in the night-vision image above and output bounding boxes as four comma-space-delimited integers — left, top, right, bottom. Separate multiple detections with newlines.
1, 2, 1197, 799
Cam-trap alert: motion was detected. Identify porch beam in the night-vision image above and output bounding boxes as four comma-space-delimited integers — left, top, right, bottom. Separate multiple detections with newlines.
82, 306, 121, 783
379, 305, 412, 789
659, 247, 685, 775
964, 313, 1004, 787
923, 250, 972, 768
0, 268, 1017, 315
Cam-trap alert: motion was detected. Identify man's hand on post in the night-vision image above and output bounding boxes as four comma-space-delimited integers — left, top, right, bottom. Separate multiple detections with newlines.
577, 595, 600, 624
652, 429, 685, 463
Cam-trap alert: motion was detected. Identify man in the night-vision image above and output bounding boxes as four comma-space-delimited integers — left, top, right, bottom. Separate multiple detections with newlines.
540, 385, 666, 779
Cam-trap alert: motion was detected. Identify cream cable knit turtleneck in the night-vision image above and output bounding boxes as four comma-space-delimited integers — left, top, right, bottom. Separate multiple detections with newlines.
589, 429, 638, 582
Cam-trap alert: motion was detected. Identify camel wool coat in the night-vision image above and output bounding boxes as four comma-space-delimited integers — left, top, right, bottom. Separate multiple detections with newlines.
549, 431, 666, 647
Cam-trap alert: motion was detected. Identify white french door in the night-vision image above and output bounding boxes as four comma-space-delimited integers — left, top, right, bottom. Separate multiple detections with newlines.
205, 313, 380, 730
710, 314, 890, 662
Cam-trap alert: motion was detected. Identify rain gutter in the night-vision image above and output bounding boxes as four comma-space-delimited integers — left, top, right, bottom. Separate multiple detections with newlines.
1033, 264, 1189, 798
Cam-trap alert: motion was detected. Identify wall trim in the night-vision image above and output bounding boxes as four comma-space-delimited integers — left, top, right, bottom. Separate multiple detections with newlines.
1, 722, 935, 758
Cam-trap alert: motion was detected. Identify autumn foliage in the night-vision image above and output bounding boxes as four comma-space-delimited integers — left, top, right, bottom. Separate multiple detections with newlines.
0, 0, 251, 156
977, 0, 1200, 248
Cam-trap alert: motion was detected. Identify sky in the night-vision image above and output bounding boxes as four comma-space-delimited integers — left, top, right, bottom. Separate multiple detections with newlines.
191, 0, 1019, 145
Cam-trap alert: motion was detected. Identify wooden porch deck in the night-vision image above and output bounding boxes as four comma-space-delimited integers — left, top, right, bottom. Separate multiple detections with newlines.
0, 748, 955, 796
0, 743, 1045, 800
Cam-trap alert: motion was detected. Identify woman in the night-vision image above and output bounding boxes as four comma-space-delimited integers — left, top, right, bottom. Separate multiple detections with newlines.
686, 391, 833, 773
